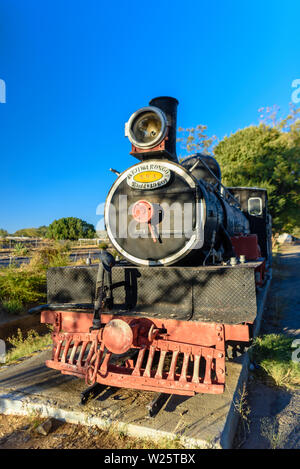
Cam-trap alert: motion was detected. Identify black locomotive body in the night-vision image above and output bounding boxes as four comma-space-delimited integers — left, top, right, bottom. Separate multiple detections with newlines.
39, 97, 272, 397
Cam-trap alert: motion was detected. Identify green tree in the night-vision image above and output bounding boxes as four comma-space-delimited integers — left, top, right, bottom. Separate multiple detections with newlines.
36, 225, 48, 238
0, 228, 8, 238
177, 104, 300, 233
177, 125, 217, 159
214, 117, 300, 232
14, 227, 44, 237
47, 217, 96, 240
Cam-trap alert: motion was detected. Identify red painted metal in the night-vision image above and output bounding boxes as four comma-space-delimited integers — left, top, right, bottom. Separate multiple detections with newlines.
41, 310, 252, 396
102, 319, 134, 354
231, 234, 261, 260
131, 200, 158, 243
255, 259, 266, 286
132, 200, 153, 223
130, 130, 169, 156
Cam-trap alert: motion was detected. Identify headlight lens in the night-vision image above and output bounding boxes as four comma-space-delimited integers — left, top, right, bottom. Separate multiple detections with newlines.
126, 106, 167, 149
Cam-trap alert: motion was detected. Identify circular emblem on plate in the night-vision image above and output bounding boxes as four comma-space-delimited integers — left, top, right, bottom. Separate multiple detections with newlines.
127, 162, 171, 190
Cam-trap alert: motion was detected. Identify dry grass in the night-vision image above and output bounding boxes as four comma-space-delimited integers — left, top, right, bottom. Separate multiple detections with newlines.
233, 383, 251, 447
0, 414, 188, 449
234, 384, 251, 430
24, 245, 70, 271
0, 268, 46, 314
1, 328, 52, 365
0, 242, 118, 316
0, 244, 72, 315
260, 417, 286, 449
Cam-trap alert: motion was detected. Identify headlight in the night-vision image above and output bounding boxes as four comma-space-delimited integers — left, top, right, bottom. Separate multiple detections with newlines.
125, 106, 168, 149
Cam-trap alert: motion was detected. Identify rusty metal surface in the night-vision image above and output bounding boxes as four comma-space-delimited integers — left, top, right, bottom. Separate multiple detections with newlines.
102, 319, 133, 354
41, 310, 250, 343
42, 311, 227, 396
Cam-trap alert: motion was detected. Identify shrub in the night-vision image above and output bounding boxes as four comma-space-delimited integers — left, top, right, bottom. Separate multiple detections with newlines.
12, 243, 29, 257
27, 245, 70, 271
13, 226, 47, 238
1, 298, 23, 315
98, 242, 108, 250
47, 217, 96, 241
0, 268, 46, 314
0, 228, 8, 238
0, 243, 73, 314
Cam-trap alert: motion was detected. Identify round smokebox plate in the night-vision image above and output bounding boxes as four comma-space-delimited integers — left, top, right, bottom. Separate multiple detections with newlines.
102, 319, 133, 355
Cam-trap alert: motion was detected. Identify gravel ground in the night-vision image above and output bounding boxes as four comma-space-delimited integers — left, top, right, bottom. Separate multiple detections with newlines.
238, 244, 300, 449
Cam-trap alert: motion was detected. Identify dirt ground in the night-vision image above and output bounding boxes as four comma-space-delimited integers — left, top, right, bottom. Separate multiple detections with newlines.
0, 413, 182, 450
237, 244, 300, 449
0, 414, 119, 449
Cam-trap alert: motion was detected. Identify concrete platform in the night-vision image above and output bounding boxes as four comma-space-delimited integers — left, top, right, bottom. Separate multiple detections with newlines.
0, 272, 272, 449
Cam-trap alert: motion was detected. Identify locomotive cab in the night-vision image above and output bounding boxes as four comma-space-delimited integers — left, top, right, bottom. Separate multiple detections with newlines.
227, 187, 272, 265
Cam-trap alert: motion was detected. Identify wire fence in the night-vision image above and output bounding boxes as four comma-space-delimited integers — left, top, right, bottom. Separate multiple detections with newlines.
0, 238, 44, 250
0, 251, 104, 268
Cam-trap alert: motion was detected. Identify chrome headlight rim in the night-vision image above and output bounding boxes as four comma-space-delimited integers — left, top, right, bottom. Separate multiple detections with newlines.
125, 106, 168, 149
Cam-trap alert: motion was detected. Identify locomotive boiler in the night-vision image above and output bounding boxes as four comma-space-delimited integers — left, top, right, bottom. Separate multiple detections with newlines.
37, 97, 272, 402
106, 96, 250, 267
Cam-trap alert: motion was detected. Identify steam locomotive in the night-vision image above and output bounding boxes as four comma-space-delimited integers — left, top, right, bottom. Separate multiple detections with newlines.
38, 97, 272, 399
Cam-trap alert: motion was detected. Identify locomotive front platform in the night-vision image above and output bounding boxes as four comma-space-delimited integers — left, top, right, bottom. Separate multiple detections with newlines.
39, 259, 266, 397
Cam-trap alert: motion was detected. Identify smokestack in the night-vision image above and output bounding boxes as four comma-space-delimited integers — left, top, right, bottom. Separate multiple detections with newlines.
149, 96, 179, 162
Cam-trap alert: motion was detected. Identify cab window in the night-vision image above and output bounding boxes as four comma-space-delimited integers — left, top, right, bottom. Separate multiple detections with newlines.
248, 197, 262, 216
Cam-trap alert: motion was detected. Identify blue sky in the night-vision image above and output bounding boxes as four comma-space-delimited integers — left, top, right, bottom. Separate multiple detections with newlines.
0, 0, 299, 233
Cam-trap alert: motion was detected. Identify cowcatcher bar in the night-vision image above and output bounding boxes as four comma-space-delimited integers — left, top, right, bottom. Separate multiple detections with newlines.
41, 310, 250, 396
